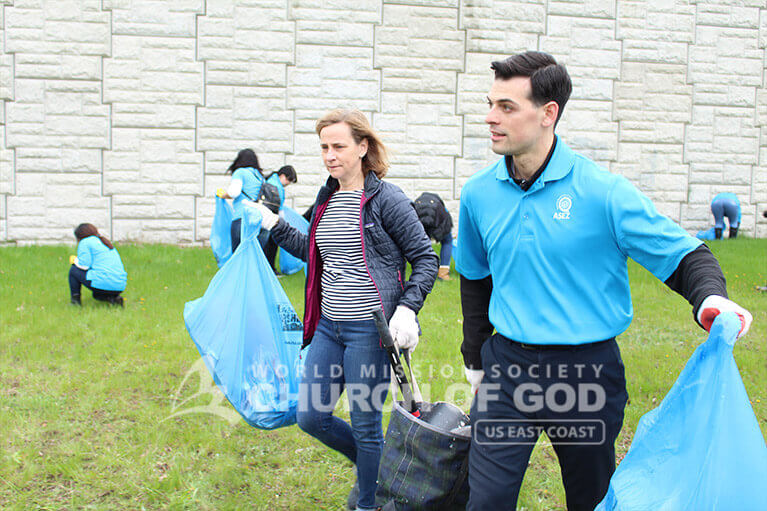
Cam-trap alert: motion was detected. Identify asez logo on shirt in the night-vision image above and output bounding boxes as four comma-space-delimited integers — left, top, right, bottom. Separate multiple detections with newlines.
553, 194, 572, 220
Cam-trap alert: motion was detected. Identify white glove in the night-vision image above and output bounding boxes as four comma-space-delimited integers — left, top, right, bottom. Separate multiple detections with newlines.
464, 366, 484, 395
246, 202, 279, 230
389, 305, 419, 351
697, 295, 752, 338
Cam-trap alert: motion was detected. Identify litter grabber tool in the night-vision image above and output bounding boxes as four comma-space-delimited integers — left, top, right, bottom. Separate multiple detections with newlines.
371, 308, 420, 417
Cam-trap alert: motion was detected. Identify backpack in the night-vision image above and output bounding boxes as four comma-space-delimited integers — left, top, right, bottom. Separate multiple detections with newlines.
258, 182, 281, 214
239, 169, 281, 214
414, 192, 452, 241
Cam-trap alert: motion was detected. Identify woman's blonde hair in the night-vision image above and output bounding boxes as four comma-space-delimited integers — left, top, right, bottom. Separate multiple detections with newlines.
315, 109, 389, 179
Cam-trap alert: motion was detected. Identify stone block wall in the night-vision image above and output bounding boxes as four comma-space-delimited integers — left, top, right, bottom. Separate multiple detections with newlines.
1, 0, 765, 244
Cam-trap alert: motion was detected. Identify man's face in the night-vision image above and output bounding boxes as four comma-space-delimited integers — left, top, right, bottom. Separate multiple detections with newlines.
485, 77, 547, 156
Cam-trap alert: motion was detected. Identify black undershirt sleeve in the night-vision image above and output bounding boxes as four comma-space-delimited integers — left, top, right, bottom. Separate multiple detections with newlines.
663, 244, 727, 328
460, 275, 494, 370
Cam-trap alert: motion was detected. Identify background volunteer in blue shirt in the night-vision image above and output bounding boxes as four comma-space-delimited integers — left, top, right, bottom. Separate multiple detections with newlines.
262, 165, 298, 274
455, 51, 754, 511
68, 223, 127, 307
216, 148, 265, 252
710, 192, 741, 240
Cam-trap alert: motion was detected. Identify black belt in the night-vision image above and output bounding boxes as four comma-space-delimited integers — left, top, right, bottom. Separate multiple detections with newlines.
514, 338, 614, 351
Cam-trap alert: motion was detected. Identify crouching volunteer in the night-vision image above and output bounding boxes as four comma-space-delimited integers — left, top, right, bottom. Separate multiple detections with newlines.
252, 109, 438, 511
69, 223, 127, 307
263, 164, 298, 274
455, 51, 753, 511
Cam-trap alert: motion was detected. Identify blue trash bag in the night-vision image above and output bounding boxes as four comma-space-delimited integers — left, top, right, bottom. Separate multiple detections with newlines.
278, 206, 308, 276
696, 226, 716, 240
211, 196, 233, 267
596, 312, 767, 511
184, 207, 306, 429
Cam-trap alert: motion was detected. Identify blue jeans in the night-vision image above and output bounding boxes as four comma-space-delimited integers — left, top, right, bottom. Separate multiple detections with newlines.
297, 316, 390, 509
439, 233, 453, 267
711, 198, 739, 230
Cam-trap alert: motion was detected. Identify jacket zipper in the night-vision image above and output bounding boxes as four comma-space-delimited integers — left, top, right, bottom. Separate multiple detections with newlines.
358, 192, 386, 318
304, 196, 330, 343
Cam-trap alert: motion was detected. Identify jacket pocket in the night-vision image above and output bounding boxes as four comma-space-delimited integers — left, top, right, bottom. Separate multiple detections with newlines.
364, 222, 399, 259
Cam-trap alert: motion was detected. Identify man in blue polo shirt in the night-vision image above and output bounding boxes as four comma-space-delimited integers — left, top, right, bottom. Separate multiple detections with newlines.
455, 51, 753, 511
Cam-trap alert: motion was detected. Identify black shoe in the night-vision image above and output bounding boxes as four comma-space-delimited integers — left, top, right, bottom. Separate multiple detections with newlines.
70, 294, 81, 306
729, 226, 738, 239
715, 227, 723, 239
108, 295, 124, 307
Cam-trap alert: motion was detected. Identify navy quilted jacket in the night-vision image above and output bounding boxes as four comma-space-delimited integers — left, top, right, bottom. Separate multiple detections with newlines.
271, 172, 439, 347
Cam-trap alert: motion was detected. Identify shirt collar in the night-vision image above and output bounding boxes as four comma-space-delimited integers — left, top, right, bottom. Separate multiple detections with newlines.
541, 136, 575, 183
493, 136, 575, 189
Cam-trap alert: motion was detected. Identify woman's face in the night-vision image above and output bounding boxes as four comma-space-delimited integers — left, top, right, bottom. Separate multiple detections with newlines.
319, 122, 368, 188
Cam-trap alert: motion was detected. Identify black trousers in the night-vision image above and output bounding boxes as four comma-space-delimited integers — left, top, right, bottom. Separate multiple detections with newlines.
264, 234, 278, 272
230, 218, 242, 253
467, 334, 628, 511
232, 218, 273, 270
68, 265, 121, 301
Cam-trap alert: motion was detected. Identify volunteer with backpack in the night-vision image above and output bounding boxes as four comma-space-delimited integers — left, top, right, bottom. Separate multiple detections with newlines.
413, 192, 454, 281
252, 109, 438, 511
263, 165, 298, 274
216, 148, 265, 252
69, 223, 127, 307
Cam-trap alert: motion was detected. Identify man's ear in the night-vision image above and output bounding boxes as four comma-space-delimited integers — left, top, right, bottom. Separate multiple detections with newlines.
541, 101, 559, 128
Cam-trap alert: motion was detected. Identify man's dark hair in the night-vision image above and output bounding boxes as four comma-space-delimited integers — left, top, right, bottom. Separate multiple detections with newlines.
491, 51, 572, 126
277, 165, 297, 184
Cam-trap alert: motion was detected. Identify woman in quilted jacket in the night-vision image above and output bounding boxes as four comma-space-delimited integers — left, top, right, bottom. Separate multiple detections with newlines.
253, 109, 438, 511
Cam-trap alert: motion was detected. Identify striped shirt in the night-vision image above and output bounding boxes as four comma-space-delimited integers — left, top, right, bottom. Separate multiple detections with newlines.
315, 190, 380, 320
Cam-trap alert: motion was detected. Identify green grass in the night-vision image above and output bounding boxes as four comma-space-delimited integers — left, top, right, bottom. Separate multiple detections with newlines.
1, 240, 765, 510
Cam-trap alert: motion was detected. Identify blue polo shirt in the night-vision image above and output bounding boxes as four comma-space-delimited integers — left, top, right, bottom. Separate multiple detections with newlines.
455, 138, 701, 345
77, 236, 127, 292
231, 167, 264, 220
267, 173, 286, 209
